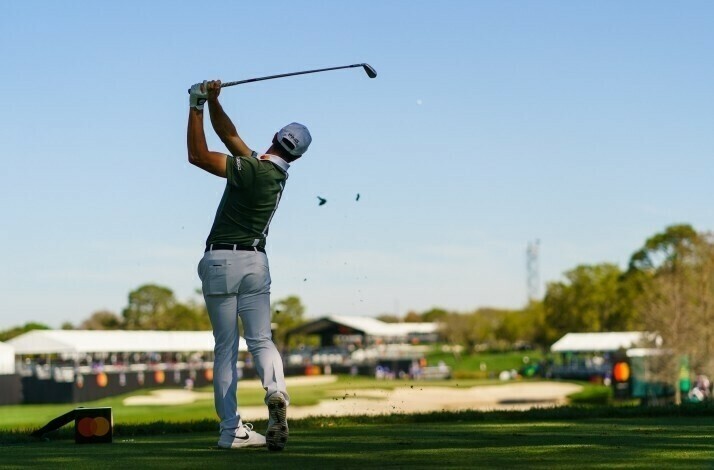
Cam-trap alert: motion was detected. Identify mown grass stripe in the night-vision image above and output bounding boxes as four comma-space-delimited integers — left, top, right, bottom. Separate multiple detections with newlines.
3, 403, 714, 443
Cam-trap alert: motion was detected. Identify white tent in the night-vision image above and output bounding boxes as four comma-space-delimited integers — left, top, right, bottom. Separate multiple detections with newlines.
550, 332, 649, 353
7, 330, 247, 356
0, 341, 15, 374
327, 315, 437, 338
386, 322, 438, 336
326, 315, 396, 336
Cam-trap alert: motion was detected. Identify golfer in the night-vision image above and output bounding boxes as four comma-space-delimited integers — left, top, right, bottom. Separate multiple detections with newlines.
187, 80, 310, 450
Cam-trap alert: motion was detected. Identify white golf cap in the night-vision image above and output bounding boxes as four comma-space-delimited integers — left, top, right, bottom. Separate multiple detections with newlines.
277, 122, 312, 156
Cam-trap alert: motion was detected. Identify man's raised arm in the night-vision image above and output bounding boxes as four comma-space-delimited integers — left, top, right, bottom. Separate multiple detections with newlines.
187, 81, 228, 178
206, 80, 253, 157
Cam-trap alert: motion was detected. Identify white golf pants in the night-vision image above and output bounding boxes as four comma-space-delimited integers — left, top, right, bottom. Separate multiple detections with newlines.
198, 249, 289, 434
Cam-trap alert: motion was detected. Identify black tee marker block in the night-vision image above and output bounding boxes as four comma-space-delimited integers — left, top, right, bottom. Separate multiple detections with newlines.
75, 407, 113, 444
31, 407, 113, 444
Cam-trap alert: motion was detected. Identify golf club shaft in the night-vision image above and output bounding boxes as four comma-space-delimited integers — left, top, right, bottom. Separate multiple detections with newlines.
220, 64, 366, 88
187, 64, 370, 93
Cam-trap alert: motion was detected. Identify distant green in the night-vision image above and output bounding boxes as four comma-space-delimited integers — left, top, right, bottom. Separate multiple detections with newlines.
426, 349, 544, 377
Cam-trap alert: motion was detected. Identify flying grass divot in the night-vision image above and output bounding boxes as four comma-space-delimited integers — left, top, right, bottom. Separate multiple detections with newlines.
30, 407, 113, 444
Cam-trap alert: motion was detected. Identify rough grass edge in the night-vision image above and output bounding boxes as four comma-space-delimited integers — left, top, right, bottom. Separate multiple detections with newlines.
2, 402, 714, 444
566, 383, 613, 405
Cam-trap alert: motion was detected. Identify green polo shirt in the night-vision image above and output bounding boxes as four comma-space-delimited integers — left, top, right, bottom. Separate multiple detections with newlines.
205, 152, 289, 249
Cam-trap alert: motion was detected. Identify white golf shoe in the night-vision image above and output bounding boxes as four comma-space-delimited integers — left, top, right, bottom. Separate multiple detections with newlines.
218, 422, 266, 449
266, 392, 289, 451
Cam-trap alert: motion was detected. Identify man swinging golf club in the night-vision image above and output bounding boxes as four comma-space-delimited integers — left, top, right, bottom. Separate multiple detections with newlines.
187, 80, 309, 451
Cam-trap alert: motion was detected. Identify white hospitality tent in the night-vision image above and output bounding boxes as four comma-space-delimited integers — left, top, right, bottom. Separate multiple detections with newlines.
327, 315, 438, 338
550, 332, 650, 353
7, 330, 247, 358
326, 315, 394, 336
0, 342, 15, 374
385, 322, 439, 337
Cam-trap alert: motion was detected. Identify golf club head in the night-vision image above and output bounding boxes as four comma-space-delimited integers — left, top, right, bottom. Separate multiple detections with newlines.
362, 64, 377, 78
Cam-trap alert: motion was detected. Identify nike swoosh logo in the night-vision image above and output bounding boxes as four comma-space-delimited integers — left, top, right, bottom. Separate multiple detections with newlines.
234, 433, 250, 440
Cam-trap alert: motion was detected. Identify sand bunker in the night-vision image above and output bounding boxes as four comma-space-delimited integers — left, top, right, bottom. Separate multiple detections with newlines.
124, 376, 581, 420
239, 381, 582, 421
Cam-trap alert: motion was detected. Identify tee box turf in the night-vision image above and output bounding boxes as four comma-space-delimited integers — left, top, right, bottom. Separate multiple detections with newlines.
31, 407, 113, 444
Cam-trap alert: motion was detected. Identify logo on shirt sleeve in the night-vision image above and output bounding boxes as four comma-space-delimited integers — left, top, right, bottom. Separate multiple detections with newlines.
234, 157, 242, 171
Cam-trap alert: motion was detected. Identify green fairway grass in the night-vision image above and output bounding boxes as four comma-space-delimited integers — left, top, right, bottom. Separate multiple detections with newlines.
1, 409, 713, 469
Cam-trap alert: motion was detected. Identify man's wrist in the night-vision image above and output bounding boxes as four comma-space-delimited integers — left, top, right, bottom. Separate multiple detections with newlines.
190, 96, 206, 111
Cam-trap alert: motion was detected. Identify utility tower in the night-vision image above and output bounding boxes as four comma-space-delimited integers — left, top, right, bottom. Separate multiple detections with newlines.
526, 239, 540, 302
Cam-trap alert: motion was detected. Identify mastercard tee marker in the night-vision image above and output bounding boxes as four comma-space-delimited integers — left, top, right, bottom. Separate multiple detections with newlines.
31, 407, 113, 444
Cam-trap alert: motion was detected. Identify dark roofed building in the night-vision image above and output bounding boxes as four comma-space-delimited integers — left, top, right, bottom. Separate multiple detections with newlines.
286, 315, 438, 348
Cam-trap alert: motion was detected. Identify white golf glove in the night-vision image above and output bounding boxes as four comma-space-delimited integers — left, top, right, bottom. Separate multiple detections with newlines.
189, 81, 208, 110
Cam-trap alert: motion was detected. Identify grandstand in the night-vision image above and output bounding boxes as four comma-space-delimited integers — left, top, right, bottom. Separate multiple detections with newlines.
3, 330, 243, 404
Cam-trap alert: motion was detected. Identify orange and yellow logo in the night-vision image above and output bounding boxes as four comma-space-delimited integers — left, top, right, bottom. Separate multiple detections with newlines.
154, 370, 165, 384
96, 373, 108, 388
77, 417, 111, 438
613, 362, 630, 382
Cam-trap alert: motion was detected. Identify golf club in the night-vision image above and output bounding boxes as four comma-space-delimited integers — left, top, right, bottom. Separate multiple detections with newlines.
188, 63, 377, 93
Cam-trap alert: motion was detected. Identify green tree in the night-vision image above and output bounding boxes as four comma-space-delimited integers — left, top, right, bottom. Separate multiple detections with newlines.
80, 310, 122, 330
438, 313, 471, 358
271, 295, 306, 347
122, 284, 177, 330
629, 224, 698, 273
0, 322, 51, 342
469, 308, 509, 348
439, 308, 511, 353
542, 263, 640, 345
496, 309, 533, 345
403, 311, 422, 323
525, 300, 550, 348
122, 284, 211, 331
164, 302, 211, 330
182, 288, 211, 330
421, 307, 449, 322
629, 226, 714, 402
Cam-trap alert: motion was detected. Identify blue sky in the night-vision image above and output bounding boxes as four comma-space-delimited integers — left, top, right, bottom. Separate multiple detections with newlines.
1, 1, 713, 329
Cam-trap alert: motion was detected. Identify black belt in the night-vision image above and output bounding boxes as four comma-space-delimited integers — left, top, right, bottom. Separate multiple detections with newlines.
205, 243, 266, 253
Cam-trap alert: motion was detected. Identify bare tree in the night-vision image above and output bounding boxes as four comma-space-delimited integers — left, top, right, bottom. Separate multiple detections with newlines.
687, 233, 714, 376
634, 228, 714, 403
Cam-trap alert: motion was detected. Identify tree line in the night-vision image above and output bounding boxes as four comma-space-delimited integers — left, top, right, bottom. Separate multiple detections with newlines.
0, 286, 308, 345
0, 285, 211, 341
401, 224, 713, 385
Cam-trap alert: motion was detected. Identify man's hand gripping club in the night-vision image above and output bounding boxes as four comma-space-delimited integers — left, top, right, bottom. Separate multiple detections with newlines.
189, 81, 209, 110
